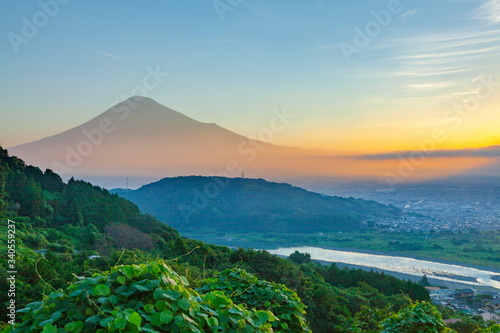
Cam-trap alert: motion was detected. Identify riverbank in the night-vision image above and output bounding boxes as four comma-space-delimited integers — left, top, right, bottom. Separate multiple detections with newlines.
183, 231, 500, 272
315, 260, 500, 293
269, 246, 500, 291
184, 233, 500, 291
274, 243, 500, 276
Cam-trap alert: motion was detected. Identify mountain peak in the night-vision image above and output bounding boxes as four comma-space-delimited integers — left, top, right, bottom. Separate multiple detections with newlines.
116, 95, 162, 110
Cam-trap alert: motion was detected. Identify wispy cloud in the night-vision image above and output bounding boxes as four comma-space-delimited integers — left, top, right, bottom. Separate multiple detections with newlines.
398, 45, 500, 60
399, 8, 419, 20
406, 81, 459, 91
94, 51, 125, 60
475, 0, 500, 25
375, 29, 500, 82
376, 27, 500, 106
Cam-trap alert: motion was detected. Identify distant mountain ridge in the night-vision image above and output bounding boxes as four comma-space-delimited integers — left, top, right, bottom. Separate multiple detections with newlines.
8, 96, 500, 189
112, 176, 402, 233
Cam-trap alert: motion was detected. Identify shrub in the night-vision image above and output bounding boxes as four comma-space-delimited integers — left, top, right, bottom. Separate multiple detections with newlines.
47, 243, 71, 253
5, 261, 276, 333
380, 301, 454, 333
198, 268, 311, 332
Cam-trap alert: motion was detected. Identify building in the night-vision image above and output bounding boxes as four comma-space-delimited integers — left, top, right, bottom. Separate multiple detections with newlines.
455, 289, 476, 301
484, 299, 500, 312
429, 289, 455, 298
480, 312, 500, 323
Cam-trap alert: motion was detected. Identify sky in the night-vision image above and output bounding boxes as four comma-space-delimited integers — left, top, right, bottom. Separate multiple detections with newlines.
1, 0, 500, 153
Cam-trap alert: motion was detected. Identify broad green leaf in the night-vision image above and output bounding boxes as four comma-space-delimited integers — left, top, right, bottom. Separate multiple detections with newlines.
127, 311, 142, 327
117, 276, 126, 285
177, 298, 191, 311
255, 311, 269, 325
114, 317, 127, 330
92, 284, 110, 296
42, 324, 57, 333
69, 289, 85, 297
131, 282, 150, 292
100, 317, 113, 327
64, 321, 83, 333
205, 316, 219, 328
159, 310, 174, 324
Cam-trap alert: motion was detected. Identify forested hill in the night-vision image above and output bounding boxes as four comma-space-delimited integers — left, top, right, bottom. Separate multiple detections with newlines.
0, 146, 177, 237
113, 176, 401, 233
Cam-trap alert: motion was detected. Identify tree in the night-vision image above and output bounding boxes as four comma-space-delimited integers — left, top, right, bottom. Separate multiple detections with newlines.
419, 274, 431, 287
66, 198, 84, 225
41, 169, 65, 192
379, 301, 454, 333
0, 162, 8, 214
289, 251, 311, 264
24, 165, 44, 183
5, 171, 44, 218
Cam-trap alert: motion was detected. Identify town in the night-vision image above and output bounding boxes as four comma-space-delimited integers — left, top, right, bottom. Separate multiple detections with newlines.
428, 286, 500, 324
303, 178, 500, 233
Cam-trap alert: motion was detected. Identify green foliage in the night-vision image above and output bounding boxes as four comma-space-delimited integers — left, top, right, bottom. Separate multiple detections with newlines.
477, 324, 500, 333
380, 301, 454, 333
288, 250, 311, 264
315, 262, 430, 302
5, 171, 44, 218
40, 169, 65, 193
419, 274, 431, 287
6, 261, 276, 333
446, 317, 482, 333
198, 268, 310, 332
62, 179, 141, 230
0, 160, 8, 215
340, 303, 396, 333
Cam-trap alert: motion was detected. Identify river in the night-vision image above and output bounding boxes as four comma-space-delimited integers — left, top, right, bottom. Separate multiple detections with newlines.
269, 246, 500, 290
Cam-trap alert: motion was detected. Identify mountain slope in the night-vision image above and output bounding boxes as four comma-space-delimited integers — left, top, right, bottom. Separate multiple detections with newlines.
8, 96, 340, 188
112, 176, 401, 233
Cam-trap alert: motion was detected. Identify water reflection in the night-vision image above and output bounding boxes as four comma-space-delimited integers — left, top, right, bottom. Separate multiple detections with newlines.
269, 246, 500, 289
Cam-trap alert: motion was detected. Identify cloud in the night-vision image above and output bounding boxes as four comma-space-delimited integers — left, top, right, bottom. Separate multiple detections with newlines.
95, 51, 125, 60
371, 27, 500, 107
475, 0, 500, 24
399, 8, 419, 20
356, 145, 500, 160
375, 29, 500, 83
405, 81, 459, 91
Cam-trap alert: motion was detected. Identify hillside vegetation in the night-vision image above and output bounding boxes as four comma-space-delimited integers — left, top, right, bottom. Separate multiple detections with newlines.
113, 176, 401, 233
0, 145, 496, 332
